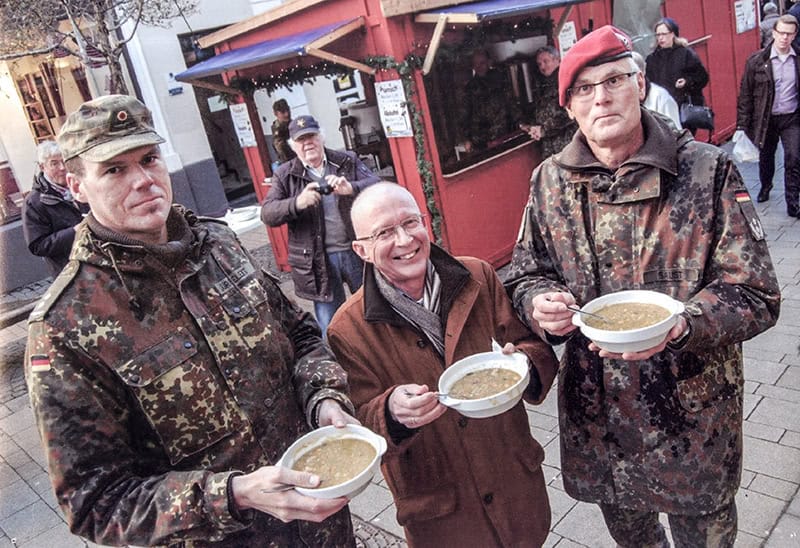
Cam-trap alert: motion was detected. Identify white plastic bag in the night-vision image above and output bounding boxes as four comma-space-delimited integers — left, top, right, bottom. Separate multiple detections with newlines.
732, 130, 759, 163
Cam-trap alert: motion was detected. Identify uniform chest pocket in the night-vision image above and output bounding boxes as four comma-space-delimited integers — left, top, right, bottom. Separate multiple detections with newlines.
116, 333, 246, 465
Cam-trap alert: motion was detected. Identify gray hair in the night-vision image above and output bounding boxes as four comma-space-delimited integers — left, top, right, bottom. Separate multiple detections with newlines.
36, 140, 62, 164
631, 51, 646, 72
535, 46, 560, 60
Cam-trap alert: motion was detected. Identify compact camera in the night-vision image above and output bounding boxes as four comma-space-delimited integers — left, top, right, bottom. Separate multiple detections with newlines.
316, 180, 334, 195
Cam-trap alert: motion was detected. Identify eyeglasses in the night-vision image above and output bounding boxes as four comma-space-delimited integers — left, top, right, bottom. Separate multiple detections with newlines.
773, 30, 798, 38
354, 214, 426, 243
568, 72, 638, 101
655, 32, 673, 37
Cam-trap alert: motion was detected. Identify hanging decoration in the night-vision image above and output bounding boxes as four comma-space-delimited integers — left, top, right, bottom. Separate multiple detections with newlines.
363, 53, 442, 244
226, 61, 349, 97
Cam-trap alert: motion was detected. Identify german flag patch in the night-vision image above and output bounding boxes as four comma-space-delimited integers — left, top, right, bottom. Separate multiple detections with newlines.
30, 355, 51, 373
735, 191, 751, 203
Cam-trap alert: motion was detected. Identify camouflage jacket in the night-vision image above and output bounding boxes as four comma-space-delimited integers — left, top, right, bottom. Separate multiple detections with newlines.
271, 118, 296, 164
504, 109, 781, 513
25, 206, 354, 547
460, 67, 522, 146
531, 69, 577, 159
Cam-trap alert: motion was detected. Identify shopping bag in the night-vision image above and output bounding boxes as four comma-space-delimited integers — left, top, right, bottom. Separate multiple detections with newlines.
732, 130, 759, 163
679, 99, 715, 131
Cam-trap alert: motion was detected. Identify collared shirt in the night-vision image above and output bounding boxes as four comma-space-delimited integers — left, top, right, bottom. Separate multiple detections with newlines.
303, 155, 328, 178
42, 173, 72, 200
770, 46, 798, 114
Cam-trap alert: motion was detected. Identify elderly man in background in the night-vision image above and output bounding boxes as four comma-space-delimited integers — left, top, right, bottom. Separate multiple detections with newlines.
22, 140, 87, 277
328, 182, 559, 547
261, 114, 380, 336
26, 95, 358, 546
761, 2, 781, 47
525, 46, 578, 159
505, 26, 780, 547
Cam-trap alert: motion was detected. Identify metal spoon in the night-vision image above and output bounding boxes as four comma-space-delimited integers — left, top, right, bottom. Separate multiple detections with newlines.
565, 305, 608, 322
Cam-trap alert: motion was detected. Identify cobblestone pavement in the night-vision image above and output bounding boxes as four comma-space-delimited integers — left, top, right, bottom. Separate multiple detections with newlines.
1, 144, 799, 546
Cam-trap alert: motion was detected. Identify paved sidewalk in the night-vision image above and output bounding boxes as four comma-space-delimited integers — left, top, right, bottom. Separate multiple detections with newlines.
1, 144, 799, 546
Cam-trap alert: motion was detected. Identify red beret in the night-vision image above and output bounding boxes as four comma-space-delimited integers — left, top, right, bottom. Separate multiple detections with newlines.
558, 25, 634, 106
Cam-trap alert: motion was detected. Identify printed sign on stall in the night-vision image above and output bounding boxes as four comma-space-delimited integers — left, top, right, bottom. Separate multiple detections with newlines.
375, 80, 413, 138
734, 0, 756, 34
230, 103, 257, 148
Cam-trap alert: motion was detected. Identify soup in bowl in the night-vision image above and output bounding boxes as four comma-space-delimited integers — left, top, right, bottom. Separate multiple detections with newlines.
438, 351, 530, 418
277, 424, 387, 499
572, 290, 685, 353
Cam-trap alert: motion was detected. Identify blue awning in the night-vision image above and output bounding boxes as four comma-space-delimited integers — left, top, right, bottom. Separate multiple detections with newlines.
175, 17, 367, 83
416, 0, 593, 23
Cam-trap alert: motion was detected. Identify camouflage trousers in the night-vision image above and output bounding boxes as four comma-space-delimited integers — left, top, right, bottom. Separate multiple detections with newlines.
599, 500, 737, 548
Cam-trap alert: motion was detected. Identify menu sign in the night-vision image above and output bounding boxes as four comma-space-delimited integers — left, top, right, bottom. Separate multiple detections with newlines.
375, 79, 413, 138
230, 103, 257, 148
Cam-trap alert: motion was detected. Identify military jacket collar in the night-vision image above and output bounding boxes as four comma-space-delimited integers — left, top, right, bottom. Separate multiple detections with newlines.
74, 206, 206, 272
554, 108, 691, 203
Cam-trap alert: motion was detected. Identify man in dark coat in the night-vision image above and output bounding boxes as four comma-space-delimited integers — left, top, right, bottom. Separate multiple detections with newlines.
261, 114, 380, 336
506, 26, 780, 547
737, 13, 800, 214
328, 183, 559, 547
22, 140, 87, 277
26, 95, 358, 546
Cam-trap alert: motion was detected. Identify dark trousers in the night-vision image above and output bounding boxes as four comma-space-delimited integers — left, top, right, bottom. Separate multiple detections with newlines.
759, 111, 800, 215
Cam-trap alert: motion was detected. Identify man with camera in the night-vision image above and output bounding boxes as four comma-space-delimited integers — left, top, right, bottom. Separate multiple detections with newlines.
261, 114, 380, 336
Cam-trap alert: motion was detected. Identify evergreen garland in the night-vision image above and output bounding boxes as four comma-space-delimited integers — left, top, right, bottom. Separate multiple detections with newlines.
363, 54, 442, 244
225, 61, 348, 97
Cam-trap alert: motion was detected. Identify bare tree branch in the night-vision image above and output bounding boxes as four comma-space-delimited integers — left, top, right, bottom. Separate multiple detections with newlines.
0, 0, 199, 93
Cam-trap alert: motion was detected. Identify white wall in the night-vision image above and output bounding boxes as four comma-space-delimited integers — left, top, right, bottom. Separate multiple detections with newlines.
0, 62, 39, 191
123, 0, 259, 172
304, 78, 346, 151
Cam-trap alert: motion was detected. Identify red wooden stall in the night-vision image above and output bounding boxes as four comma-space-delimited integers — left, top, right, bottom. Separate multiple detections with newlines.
176, 0, 762, 270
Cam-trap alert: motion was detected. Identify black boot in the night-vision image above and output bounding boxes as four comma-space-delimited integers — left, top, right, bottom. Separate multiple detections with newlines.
757, 186, 772, 203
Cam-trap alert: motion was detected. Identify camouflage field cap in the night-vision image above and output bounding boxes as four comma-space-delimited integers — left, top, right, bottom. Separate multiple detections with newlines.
57, 95, 165, 162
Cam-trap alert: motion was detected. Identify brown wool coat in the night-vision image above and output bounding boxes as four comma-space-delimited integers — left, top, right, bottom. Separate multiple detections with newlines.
328, 248, 559, 547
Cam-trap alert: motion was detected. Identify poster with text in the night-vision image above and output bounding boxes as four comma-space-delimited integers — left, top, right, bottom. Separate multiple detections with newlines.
558, 21, 578, 58
230, 104, 257, 147
375, 80, 413, 138
734, 0, 756, 34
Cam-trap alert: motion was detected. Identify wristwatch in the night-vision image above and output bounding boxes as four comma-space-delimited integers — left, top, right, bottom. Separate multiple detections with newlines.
667, 319, 692, 350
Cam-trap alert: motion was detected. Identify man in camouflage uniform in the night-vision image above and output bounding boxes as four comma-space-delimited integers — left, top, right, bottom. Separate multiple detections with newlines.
24, 95, 358, 547
524, 46, 578, 159
504, 26, 780, 547
271, 98, 296, 164
459, 49, 523, 153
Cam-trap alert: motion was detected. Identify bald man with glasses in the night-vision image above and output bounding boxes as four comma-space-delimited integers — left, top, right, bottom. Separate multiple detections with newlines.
505, 26, 780, 547
327, 182, 559, 547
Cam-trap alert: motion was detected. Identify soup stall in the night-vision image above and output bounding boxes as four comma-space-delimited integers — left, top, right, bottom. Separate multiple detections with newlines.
175, 0, 760, 270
